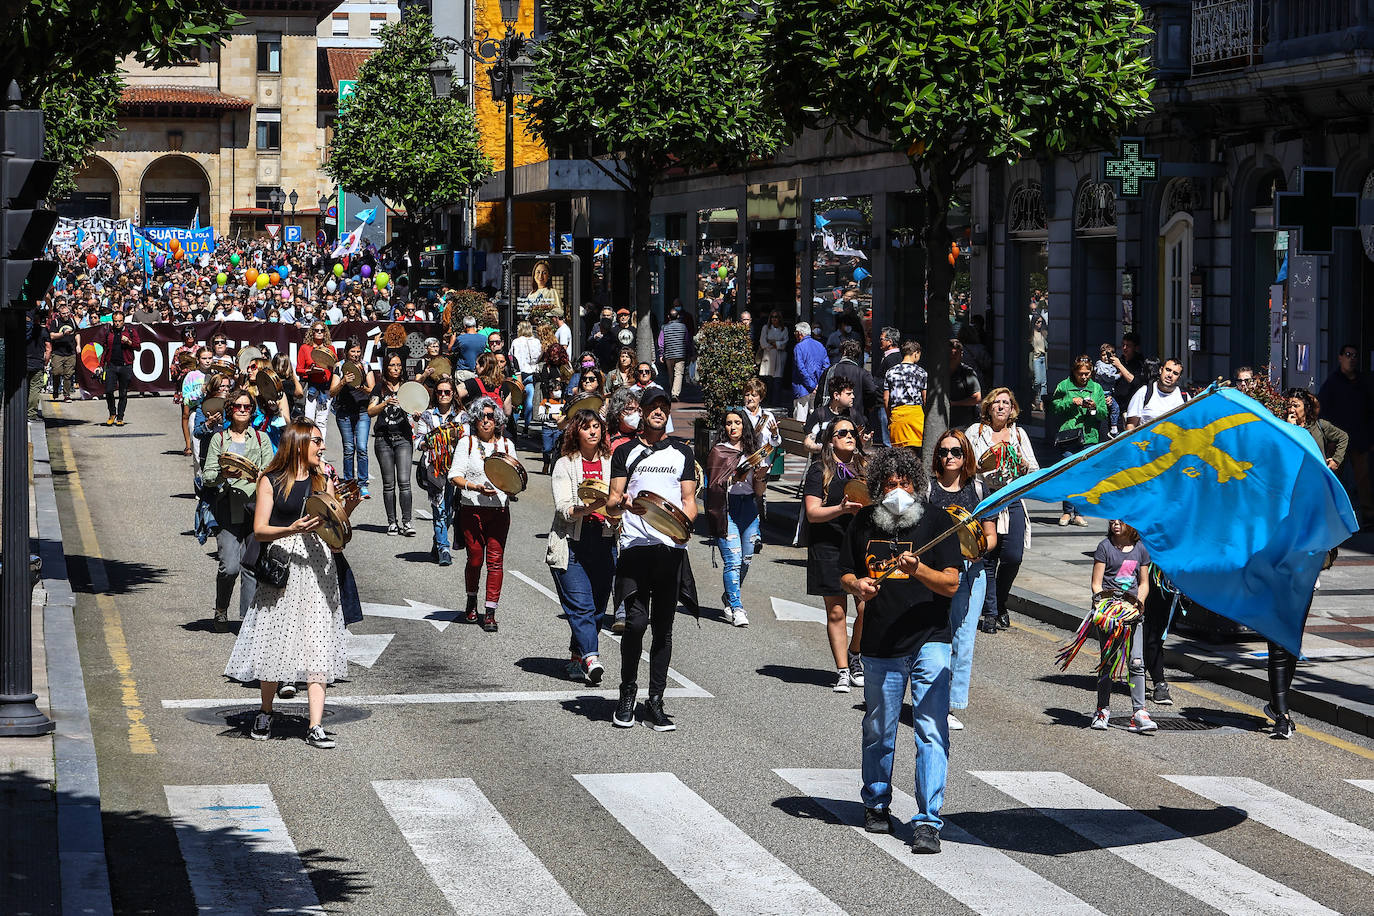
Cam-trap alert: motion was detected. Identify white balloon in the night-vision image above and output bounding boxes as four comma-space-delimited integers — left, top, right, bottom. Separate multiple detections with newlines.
326, 280, 337, 293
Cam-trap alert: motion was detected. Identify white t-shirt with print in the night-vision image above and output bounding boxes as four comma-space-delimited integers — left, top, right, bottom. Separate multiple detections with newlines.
611, 437, 695, 550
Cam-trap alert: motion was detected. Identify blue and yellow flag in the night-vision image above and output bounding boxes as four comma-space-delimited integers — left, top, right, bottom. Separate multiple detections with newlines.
974, 386, 1357, 654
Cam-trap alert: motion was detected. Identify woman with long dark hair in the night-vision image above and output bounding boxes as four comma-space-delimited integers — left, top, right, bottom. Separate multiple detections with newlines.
804, 417, 868, 690
225, 421, 348, 748
329, 335, 376, 497
367, 352, 417, 536
547, 408, 615, 683
705, 407, 766, 627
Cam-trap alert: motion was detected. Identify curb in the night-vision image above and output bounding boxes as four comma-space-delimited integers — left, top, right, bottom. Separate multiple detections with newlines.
31, 420, 115, 916
1006, 587, 1374, 740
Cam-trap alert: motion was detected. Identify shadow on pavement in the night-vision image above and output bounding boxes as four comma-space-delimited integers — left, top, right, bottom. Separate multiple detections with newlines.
66, 555, 168, 595
756, 664, 837, 688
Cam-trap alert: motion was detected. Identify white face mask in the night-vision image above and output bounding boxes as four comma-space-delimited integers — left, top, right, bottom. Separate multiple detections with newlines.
880, 486, 915, 516
622, 411, 641, 430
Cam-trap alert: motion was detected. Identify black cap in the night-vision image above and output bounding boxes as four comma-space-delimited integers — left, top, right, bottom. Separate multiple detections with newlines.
639, 384, 671, 407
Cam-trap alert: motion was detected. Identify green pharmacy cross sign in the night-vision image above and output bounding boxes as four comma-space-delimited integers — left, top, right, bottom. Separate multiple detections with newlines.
1275, 167, 1358, 255
1102, 138, 1160, 198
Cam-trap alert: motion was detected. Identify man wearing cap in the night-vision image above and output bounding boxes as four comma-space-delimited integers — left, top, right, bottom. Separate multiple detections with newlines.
606, 384, 697, 731
550, 307, 573, 351
454, 316, 486, 382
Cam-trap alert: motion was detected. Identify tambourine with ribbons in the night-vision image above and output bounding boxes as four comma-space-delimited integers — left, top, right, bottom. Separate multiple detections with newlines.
1055, 590, 1144, 678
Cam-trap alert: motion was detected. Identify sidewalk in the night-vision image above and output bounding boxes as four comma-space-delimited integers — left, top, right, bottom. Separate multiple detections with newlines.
0, 421, 113, 915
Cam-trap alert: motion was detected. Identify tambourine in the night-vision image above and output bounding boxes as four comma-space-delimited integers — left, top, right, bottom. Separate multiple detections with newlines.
256, 369, 282, 405
304, 492, 352, 549
577, 478, 622, 517
501, 378, 525, 408
339, 359, 366, 388
237, 345, 264, 372
633, 491, 690, 545
740, 445, 771, 470
843, 479, 871, 506
218, 451, 259, 480
483, 452, 527, 495
943, 505, 989, 559
559, 393, 603, 427
397, 381, 430, 415
177, 351, 197, 370
427, 356, 452, 378
201, 396, 226, 417
310, 345, 337, 371
383, 322, 407, 349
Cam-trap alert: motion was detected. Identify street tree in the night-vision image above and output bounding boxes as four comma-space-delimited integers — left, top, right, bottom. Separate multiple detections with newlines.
325, 10, 493, 290
526, 0, 786, 359
38, 70, 124, 201
773, 0, 1154, 444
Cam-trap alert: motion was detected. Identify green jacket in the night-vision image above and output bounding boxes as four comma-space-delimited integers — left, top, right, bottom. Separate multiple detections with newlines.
203, 427, 275, 526
1051, 378, 1108, 445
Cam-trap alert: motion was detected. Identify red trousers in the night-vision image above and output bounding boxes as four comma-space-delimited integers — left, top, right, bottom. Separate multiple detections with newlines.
460, 504, 509, 605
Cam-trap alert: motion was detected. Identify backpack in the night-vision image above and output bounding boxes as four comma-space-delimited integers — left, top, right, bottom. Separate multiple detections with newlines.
1141, 383, 1190, 411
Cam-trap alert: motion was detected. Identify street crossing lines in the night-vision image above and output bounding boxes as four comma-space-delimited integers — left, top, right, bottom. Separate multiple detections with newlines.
774, 768, 1106, 916
1166, 775, 1374, 876
372, 779, 585, 916
971, 770, 1339, 916
575, 772, 848, 916
1350, 779, 1374, 795
163, 784, 324, 916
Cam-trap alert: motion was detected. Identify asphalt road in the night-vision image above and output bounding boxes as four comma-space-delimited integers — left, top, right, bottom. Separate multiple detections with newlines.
47, 396, 1374, 916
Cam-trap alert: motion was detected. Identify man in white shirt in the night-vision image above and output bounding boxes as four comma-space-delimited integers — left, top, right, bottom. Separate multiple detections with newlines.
1126, 357, 1187, 430
551, 308, 573, 350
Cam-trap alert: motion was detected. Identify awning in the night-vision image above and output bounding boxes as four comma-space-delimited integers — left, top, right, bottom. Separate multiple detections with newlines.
477, 159, 630, 203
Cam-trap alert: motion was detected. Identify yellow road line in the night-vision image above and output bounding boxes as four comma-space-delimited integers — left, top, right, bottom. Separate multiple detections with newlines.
51, 409, 156, 755
1010, 620, 1374, 761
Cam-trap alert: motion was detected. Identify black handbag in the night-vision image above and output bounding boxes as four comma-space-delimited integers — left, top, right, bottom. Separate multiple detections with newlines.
254, 541, 290, 588
1053, 425, 1085, 450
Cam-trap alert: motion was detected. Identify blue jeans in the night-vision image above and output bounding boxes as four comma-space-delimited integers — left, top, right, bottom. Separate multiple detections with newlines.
1031, 353, 1047, 402
335, 411, 371, 483
429, 481, 456, 552
542, 425, 561, 457
949, 559, 987, 709
521, 374, 538, 433
861, 643, 952, 829
718, 492, 760, 610
1061, 447, 1085, 515
552, 527, 616, 659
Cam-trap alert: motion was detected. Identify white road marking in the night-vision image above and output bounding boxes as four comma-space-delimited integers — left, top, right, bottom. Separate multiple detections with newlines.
1167, 775, 1374, 875
775, 768, 1104, 916
162, 685, 708, 709
1349, 780, 1374, 795
971, 771, 1338, 916
770, 597, 827, 624
575, 772, 847, 916
360, 599, 459, 631
163, 784, 324, 916
416, 509, 432, 520
373, 778, 584, 916
345, 632, 394, 669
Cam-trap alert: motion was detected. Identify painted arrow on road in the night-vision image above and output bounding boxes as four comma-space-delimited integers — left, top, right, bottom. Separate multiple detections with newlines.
771, 596, 852, 633
360, 599, 461, 631
346, 632, 396, 669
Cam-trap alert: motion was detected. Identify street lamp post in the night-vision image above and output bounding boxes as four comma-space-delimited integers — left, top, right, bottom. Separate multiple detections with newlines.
288, 189, 298, 251
318, 192, 330, 245
268, 188, 284, 252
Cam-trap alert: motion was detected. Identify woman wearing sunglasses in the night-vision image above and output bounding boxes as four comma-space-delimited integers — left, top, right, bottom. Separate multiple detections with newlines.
367, 353, 417, 537
202, 388, 276, 633
448, 395, 517, 632
297, 323, 335, 443
705, 407, 767, 627
804, 418, 869, 691
928, 429, 998, 730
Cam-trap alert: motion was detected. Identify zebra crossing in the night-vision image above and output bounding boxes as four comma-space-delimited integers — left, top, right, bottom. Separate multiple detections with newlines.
161, 769, 1374, 915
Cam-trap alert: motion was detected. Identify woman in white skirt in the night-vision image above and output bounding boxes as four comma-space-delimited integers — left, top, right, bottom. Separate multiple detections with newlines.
226, 420, 349, 748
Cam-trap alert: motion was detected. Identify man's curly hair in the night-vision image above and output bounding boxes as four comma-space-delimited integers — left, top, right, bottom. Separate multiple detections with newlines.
865, 446, 928, 503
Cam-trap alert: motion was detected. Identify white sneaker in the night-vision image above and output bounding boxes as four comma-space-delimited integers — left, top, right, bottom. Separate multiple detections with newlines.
948, 714, 964, 731
721, 606, 734, 625
833, 669, 852, 693
1090, 708, 1111, 730
847, 652, 865, 687
1128, 709, 1158, 733
732, 607, 748, 627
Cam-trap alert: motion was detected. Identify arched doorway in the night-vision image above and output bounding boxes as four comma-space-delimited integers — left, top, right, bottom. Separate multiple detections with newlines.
1158, 178, 1198, 378
1071, 179, 1118, 360
1007, 181, 1049, 411
140, 155, 210, 227
61, 157, 120, 219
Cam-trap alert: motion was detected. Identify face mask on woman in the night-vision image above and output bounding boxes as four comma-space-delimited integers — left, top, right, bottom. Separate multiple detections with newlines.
622, 411, 641, 431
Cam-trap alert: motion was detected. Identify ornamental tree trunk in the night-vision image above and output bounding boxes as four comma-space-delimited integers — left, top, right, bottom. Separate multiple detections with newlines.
629, 168, 657, 366
920, 165, 957, 460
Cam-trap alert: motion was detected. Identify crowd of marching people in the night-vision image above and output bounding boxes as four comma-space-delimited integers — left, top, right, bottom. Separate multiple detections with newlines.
33, 234, 1373, 853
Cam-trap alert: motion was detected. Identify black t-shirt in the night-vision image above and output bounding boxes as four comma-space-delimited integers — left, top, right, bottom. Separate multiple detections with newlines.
928, 479, 980, 515
802, 459, 860, 547
949, 364, 982, 428
1114, 354, 1144, 408
46, 316, 76, 356
840, 504, 962, 657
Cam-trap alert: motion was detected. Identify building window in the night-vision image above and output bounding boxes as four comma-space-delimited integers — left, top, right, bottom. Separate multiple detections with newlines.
370, 13, 387, 35
332, 13, 349, 36
257, 33, 281, 73
256, 186, 284, 211
256, 110, 281, 151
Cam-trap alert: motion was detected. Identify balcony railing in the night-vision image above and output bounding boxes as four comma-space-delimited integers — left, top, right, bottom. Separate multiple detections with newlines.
1191, 0, 1265, 74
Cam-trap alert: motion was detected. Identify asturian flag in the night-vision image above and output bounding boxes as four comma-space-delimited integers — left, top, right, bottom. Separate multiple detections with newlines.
974, 386, 1357, 654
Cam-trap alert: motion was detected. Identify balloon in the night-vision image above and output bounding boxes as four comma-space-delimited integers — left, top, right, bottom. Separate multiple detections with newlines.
216, 272, 227, 286
174, 249, 184, 260
230, 253, 241, 266
278, 265, 290, 279
256, 274, 269, 289
280, 289, 291, 300
947, 252, 957, 266
86, 253, 98, 269
951, 243, 961, 259
169, 238, 181, 252
155, 254, 166, 268
375, 272, 389, 289
268, 272, 280, 286
325, 280, 337, 293
333, 263, 344, 277
361, 265, 372, 278
717, 265, 728, 280
245, 268, 258, 285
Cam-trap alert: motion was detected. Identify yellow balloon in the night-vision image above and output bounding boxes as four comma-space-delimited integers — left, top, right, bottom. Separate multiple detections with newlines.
256, 274, 270, 289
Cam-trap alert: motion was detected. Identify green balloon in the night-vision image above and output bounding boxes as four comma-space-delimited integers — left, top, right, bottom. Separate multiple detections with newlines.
216, 272, 227, 286
375, 272, 389, 289
717, 265, 728, 279
229, 254, 241, 266
333, 263, 344, 277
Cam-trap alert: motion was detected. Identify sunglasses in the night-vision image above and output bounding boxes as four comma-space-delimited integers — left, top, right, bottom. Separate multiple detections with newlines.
231, 403, 253, 411
937, 446, 963, 458
636, 369, 653, 375
833, 428, 857, 438
212, 339, 226, 345
478, 412, 497, 421
436, 389, 454, 396
1341, 351, 1358, 358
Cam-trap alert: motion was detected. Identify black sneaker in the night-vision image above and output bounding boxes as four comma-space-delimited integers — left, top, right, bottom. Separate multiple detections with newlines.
465, 594, 479, 623
305, 725, 336, 749
995, 612, 1011, 630
1273, 715, 1296, 739
642, 695, 676, 731
276, 683, 297, 699
613, 682, 637, 728
863, 806, 893, 834
1152, 682, 1173, 705
977, 616, 999, 634
910, 823, 941, 854
250, 710, 272, 741
480, 608, 498, 633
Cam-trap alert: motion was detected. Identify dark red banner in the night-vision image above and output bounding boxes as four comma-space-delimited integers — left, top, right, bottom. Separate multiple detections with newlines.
75, 321, 444, 396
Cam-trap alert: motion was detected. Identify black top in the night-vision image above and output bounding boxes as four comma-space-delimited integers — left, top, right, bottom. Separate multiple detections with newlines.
949, 364, 982, 428
803, 459, 860, 548
928, 479, 979, 515
46, 316, 76, 356
268, 476, 310, 528
334, 378, 371, 416
840, 504, 962, 657
1113, 353, 1145, 409
371, 384, 413, 438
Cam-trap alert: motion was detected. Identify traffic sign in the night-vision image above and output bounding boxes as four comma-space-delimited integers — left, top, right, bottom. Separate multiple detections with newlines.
266, 224, 281, 238
285, 225, 302, 242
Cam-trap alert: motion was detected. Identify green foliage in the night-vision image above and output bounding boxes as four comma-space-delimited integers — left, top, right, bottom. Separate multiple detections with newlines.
443, 289, 492, 334
325, 12, 493, 228
36, 69, 124, 200
6, 0, 242, 100
695, 321, 759, 427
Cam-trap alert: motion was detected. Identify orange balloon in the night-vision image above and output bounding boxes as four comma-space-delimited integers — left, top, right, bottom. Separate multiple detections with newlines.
951, 243, 961, 259
174, 249, 185, 260
245, 268, 258, 284
269, 272, 280, 286
170, 238, 181, 252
